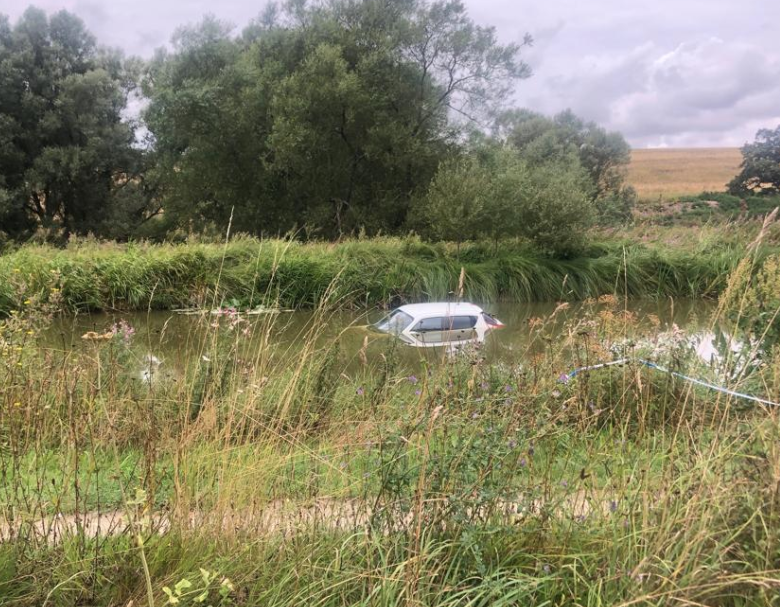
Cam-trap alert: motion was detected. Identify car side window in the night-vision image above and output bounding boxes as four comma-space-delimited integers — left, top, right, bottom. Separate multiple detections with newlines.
413, 317, 444, 332
447, 316, 477, 330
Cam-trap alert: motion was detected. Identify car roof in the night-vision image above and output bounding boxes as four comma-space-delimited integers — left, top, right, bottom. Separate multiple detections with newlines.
396, 302, 484, 317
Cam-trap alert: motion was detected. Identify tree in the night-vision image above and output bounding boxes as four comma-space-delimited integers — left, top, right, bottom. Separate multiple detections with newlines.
0, 8, 146, 240
729, 125, 780, 196
494, 109, 635, 223
409, 154, 490, 244
143, 0, 531, 238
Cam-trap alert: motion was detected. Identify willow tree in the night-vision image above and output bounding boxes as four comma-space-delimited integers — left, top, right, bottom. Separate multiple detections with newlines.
144, 0, 532, 238
0, 8, 145, 240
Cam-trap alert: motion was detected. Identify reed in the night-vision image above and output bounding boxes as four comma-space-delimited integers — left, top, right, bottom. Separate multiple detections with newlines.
0, 232, 763, 315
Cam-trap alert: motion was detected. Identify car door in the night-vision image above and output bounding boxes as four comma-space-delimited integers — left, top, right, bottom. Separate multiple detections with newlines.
444, 316, 478, 343
410, 316, 445, 345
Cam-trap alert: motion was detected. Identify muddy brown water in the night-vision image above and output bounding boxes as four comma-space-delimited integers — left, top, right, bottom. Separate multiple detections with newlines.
44, 299, 716, 377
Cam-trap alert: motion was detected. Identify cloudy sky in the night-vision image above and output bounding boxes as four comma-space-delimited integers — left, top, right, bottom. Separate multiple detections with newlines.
1, 0, 778, 148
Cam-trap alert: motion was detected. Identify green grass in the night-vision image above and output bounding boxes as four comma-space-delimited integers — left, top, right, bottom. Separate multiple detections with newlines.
0, 233, 766, 314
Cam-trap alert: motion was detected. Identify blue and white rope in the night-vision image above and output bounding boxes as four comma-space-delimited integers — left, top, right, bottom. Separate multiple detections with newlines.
566, 358, 780, 407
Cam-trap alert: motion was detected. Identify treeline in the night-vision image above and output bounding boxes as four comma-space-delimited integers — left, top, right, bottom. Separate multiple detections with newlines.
0, 1, 636, 254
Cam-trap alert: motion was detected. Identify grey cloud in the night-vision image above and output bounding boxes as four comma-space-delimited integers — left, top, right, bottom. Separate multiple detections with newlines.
0, 0, 778, 146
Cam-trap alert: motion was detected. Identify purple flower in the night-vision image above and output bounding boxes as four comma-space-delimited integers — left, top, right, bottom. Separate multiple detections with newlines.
610, 500, 618, 513
504, 385, 513, 393
560, 480, 568, 488
356, 387, 365, 396
414, 389, 422, 396
407, 375, 418, 385
519, 457, 527, 467
507, 439, 517, 449
558, 373, 570, 384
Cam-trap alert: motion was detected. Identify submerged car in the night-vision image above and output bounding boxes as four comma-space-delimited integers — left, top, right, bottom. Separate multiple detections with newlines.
373, 302, 504, 348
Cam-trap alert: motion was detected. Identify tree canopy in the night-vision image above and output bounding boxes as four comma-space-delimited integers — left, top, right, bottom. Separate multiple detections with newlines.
0, 7, 147, 241
493, 109, 636, 223
0, 2, 645, 254
143, 0, 531, 238
729, 125, 780, 196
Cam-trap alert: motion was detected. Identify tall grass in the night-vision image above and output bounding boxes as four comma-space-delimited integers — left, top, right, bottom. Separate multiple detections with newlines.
2, 253, 780, 605
0, 232, 764, 314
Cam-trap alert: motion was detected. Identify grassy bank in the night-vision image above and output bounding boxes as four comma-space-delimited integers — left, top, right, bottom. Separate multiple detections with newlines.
0, 230, 764, 314
3, 269, 780, 605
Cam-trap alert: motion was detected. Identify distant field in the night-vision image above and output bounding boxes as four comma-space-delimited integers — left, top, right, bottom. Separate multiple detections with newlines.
628, 147, 742, 200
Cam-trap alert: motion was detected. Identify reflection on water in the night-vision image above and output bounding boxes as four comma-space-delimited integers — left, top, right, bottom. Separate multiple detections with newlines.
44, 299, 718, 379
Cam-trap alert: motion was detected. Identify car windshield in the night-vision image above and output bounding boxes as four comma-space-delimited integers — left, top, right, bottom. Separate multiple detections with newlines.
375, 310, 414, 334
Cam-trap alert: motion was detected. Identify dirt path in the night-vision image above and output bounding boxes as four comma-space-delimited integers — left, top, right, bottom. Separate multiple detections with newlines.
0, 491, 617, 545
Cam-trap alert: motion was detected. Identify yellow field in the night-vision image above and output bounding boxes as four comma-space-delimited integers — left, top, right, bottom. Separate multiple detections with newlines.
628, 147, 742, 200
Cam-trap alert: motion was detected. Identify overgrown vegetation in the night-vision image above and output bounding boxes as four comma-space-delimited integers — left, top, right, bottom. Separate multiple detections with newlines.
0, 231, 766, 314
3, 247, 780, 605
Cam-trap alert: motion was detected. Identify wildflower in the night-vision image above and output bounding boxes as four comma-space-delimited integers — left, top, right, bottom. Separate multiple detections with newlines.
610, 500, 618, 513
519, 457, 527, 467
551, 390, 561, 398
558, 373, 570, 384
415, 389, 421, 396
12, 268, 20, 273
504, 385, 513, 392
542, 564, 551, 575
561, 480, 568, 488
13, 402, 21, 407
356, 387, 365, 396
507, 439, 517, 449
407, 375, 418, 385
528, 444, 535, 457
23, 299, 31, 305
480, 381, 489, 390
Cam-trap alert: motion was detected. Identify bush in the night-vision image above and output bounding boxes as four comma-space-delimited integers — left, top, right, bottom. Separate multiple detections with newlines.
411, 148, 595, 256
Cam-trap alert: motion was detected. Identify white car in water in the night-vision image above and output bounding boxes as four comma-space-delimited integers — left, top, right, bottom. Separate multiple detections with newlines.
373, 302, 504, 348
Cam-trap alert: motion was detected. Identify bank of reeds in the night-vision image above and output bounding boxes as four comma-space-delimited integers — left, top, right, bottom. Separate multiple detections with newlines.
0, 231, 764, 314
